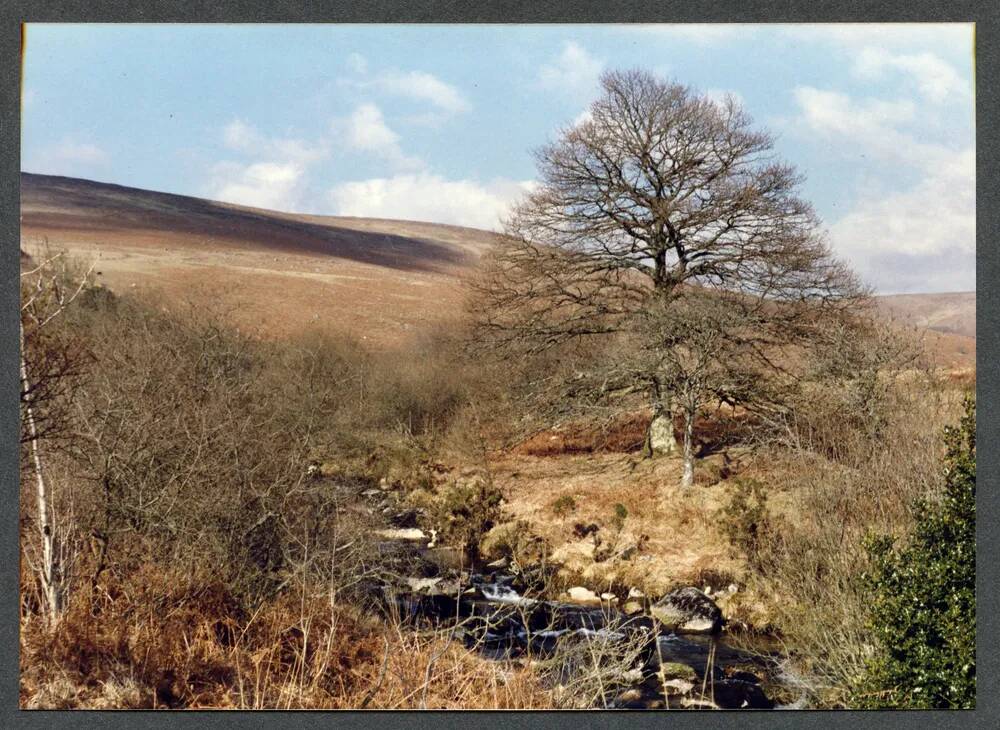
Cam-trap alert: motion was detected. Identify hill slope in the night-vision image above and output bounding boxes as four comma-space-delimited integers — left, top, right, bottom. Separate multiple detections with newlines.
20, 173, 499, 345
19, 173, 975, 366
877, 292, 976, 339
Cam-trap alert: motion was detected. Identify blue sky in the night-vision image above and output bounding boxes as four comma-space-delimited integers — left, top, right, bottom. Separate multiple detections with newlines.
22, 23, 975, 293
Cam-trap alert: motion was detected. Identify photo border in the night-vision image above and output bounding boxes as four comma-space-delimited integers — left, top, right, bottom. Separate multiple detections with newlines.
2, 2, 995, 728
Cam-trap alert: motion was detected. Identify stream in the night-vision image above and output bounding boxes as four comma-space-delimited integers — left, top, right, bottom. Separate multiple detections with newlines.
373, 538, 799, 710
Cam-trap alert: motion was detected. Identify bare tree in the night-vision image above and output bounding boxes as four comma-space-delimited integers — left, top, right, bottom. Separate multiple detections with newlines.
637, 291, 768, 485
471, 69, 865, 475
20, 251, 93, 624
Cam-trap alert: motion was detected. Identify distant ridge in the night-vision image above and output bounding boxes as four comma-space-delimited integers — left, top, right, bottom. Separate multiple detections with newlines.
18, 173, 975, 364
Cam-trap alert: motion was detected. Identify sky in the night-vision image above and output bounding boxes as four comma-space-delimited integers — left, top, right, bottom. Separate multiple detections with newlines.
21, 23, 975, 294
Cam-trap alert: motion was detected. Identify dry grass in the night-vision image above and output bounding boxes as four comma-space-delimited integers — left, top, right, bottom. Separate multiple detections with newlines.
490, 450, 746, 598
730, 377, 970, 705
20, 565, 550, 710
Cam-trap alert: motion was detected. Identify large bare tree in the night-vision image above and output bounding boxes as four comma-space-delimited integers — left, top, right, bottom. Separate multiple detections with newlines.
471, 69, 866, 479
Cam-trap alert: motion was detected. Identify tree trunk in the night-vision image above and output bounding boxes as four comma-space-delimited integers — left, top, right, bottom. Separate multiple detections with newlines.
681, 406, 696, 488
20, 323, 62, 623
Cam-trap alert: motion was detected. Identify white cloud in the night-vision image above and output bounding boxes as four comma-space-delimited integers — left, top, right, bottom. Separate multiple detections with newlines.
221, 119, 327, 164
329, 174, 535, 230
853, 47, 968, 104
538, 42, 603, 97
29, 137, 109, 175
339, 59, 470, 117
794, 87, 915, 133
790, 86, 955, 166
209, 120, 329, 211
339, 103, 424, 171
209, 160, 308, 212
791, 84, 974, 292
372, 70, 470, 114
222, 119, 260, 151
828, 147, 974, 292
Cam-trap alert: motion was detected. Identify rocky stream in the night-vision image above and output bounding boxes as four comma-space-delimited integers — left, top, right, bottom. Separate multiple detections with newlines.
371, 527, 802, 710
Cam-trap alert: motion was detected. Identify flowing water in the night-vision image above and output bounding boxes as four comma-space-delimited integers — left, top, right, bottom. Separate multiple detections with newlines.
385, 568, 797, 710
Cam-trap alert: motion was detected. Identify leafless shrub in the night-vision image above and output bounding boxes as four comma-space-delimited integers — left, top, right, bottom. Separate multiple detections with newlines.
533, 618, 652, 709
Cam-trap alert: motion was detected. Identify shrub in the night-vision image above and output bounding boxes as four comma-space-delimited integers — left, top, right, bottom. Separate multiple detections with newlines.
416, 474, 504, 562
611, 503, 628, 532
720, 479, 770, 571
850, 396, 976, 709
551, 495, 577, 518
480, 520, 550, 571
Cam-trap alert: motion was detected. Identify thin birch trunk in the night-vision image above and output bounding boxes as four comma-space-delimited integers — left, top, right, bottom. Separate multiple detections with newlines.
681, 404, 696, 488
20, 322, 61, 622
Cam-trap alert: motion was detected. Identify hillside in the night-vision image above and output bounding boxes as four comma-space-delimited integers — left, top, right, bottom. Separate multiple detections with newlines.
876, 292, 976, 371
19, 173, 975, 366
877, 291, 976, 338
20, 173, 499, 345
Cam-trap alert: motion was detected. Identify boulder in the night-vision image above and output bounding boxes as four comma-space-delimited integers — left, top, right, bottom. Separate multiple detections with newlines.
622, 600, 645, 615
650, 587, 723, 633
376, 528, 427, 541
404, 577, 442, 593
710, 679, 774, 709
645, 413, 676, 456
565, 586, 602, 605
659, 662, 698, 682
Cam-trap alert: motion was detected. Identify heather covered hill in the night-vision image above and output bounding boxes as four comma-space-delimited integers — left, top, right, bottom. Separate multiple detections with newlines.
20, 172, 499, 345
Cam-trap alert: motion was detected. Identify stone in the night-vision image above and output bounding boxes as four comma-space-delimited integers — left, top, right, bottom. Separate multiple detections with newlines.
617, 688, 643, 703
404, 577, 442, 593
623, 600, 645, 615
710, 679, 775, 709
565, 586, 602, 605
662, 678, 695, 694
376, 528, 427, 541
620, 668, 644, 684
659, 662, 698, 682
650, 587, 723, 633
645, 412, 677, 456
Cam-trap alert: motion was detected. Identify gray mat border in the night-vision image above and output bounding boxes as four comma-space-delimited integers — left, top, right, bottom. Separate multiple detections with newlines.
1, 2, 996, 728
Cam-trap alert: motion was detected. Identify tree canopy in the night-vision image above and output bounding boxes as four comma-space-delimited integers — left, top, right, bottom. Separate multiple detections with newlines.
471, 69, 870, 480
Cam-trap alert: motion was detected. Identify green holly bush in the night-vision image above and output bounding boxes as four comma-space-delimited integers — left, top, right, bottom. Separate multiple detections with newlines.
851, 395, 976, 708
